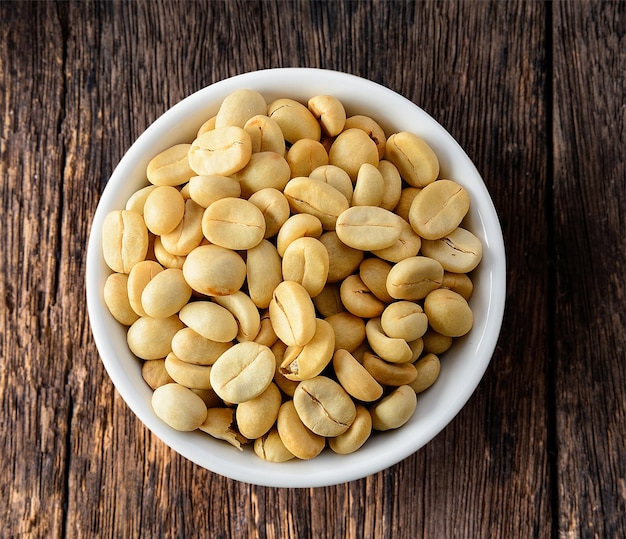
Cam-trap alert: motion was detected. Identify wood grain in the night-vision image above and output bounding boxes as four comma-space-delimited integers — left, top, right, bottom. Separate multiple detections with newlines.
1, 1, 624, 537
552, 2, 626, 537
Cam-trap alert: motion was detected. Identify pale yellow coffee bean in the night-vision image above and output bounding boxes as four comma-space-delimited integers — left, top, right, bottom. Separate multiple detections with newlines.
309, 164, 354, 204
246, 239, 283, 309
191, 387, 222, 408
293, 376, 356, 437
420, 227, 483, 273
142, 359, 175, 390
127, 315, 184, 360
287, 139, 329, 178
102, 209, 149, 274
179, 183, 191, 200
329, 128, 379, 180
247, 188, 291, 238
308, 95, 347, 137
386, 255, 444, 300
408, 337, 424, 362
103, 272, 139, 325
188, 126, 252, 176
422, 328, 453, 355
312, 282, 345, 317
325, 312, 366, 352
178, 300, 239, 343
409, 353, 441, 393
267, 98, 321, 143
365, 317, 413, 364
336, 206, 403, 251
371, 218, 422, 263
269, 281, 317, 347
340, 274, 386, 318
143, 185, 185, 235
254, 310, 278, 347
236, 382, 282, 440
359, 258, 394, 303
201, 197, 265, 250
196, 116, 216, 137
441, 271, 474, 301
152, 383, 208, 431
210, 341, 275, 403
160, 198, 204, 256
182, 244, 246, 296
276, 213, 323, 257
369, 385, 417, 431
332, 349, 383, 402
232, 151, 291, 198
409, 179, 470, 240
272, 340, 299, 397
423, 288, 473, 337
276, 400, 326, 459
380, 301, 428, 342
187, 175, 241, 208
394, 187, 422, 222
146, 143, 195, 187
254, 428, 295, 462
243, 114, 286, 156
362, 351, 417, 386
329, 404, 372, 455
153, 236, 186, 270
385, 132, 439, 187
125, 184, 157, 215
319, 231, 364, 282
283, 176, 349, 230
171, 327, 232, 366
213, 291, 261, 342
215, 88, 267, 129
142, 268, 192, 319
282, 237, 329, 298
165, 352, 213, 390
351, 163, 384, 207
344, 115, 386, 159
378, 160, 403, 210
199, 407, 247, 450
280, 318, 335, 381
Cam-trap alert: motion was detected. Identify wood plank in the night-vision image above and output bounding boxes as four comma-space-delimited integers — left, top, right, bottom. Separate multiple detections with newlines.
552, 2, 626, 537
0, 2, 71, 537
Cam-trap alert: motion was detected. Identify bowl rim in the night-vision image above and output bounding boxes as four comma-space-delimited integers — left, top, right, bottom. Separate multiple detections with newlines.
86, 67, 506, 488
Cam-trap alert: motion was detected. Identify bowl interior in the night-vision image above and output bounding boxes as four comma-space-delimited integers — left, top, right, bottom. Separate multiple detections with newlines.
86, 68, 506, 488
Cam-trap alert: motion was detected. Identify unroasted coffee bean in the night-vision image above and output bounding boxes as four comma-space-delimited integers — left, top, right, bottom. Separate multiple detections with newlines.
369, 385, 417, 431
420, 227, 483, 273
276, 400, 326, 459
293, 376, 356, 437
423, 288, 473, 337
202, 197, 266, 250
328, 404, 372, 455
409, 179, 470, 240
386, 256, 444, 300
209, 342, 275, 404
152, 383, 207, 431
269, 280, 317, 347
335, 206, 403, 251
385, 132, 439, 187
188, 126, 252, 177
102, 210, 149, 274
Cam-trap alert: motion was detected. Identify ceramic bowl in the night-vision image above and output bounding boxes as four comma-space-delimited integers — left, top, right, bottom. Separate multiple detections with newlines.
86, 68, 506, 488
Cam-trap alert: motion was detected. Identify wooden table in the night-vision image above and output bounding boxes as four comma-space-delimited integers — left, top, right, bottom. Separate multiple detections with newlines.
2, 1, 624, 537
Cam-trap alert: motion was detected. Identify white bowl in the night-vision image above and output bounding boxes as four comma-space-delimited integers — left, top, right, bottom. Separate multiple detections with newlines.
86, 68, 506, 488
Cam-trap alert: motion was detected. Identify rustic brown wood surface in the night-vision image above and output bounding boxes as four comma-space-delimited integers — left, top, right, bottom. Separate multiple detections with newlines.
1, 1, 624, 537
